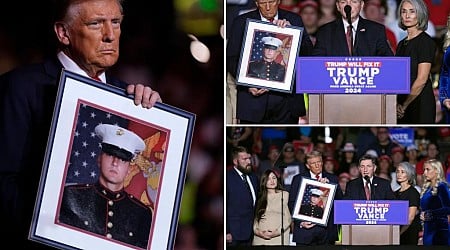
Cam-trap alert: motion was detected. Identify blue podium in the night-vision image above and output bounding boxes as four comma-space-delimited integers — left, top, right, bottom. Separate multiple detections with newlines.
297, 57, 410, 124
334, 200, 409, 245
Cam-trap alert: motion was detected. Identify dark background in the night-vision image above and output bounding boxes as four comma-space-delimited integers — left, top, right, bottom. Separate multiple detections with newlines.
0, 1, 224, 249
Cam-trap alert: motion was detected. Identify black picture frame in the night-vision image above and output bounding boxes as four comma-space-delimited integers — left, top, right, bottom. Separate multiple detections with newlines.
29, 70, 196, 250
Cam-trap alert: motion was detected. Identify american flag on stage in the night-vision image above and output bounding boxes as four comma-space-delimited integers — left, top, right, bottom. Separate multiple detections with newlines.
250, 30, 273, 61
65, 103, 128, 185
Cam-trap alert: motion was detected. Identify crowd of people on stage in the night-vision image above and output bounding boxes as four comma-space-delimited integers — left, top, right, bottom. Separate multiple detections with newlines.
226, 0, 450, 124
226, 126, 450, 246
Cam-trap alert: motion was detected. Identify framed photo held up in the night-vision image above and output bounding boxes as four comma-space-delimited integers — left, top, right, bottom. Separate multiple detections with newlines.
292, 178, 337, 226
29, 69, 196, 250
236, 18, 304, 93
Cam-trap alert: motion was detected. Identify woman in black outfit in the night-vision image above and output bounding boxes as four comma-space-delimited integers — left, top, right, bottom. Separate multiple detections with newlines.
394, 162, 421, 245
395, 0, 436, 124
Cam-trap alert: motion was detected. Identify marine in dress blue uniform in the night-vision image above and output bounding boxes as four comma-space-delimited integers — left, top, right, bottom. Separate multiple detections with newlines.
299, 188, 324, 219
59, 124, 152, 249
248, 37, 286, 82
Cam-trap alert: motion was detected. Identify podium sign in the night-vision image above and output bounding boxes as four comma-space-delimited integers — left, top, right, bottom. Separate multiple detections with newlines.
296, 57, 410, 94
334, 200, 409, 225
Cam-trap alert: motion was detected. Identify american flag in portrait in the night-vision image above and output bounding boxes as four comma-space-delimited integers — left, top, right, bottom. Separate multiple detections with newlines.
66, 103, 128, 185
249, 30, 293, 65
302, 183, 327, 208
250, 30, 274, 61
65, 102, 168, 209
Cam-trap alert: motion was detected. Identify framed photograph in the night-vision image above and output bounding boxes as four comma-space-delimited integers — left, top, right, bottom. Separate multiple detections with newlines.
292, 178, 337, 226
29, 69, 195, 250
236, 18, 304, 93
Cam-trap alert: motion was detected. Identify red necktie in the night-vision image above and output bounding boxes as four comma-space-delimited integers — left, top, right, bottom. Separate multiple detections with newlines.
364, 181, 371, 200
316, 174, 320, 180
346, 25, 353, 55
268, 18, 274, 23
92, 76, 101, 82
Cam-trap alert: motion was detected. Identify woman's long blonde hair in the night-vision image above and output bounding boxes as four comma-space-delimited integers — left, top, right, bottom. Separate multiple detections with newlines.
443, 14, 450, 51
420, 159, 447, 197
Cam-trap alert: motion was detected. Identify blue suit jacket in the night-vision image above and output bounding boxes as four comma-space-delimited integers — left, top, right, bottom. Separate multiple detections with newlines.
313, 17, 393, 56
226, 168, 259, 242
226, 9, 313, 123
288, 172, 343, 245
0, 57, 127, 247
344, 176, 396, 200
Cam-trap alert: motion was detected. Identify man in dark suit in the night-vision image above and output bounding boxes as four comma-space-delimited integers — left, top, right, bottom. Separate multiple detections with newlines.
288, 151, 343, 246
344, 154, 396, 200
313, 0, 393, 56
226, 146, 259, 246
0, 0, 161, 248
227, 0, 314, 124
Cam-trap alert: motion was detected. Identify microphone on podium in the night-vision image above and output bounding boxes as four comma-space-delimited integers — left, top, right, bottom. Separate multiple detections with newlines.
344, 5, 352, 25
363, 175, 371, 185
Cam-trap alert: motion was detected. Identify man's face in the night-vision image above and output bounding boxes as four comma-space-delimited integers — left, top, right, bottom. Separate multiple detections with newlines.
377, 128, 389, 142
263, 47, 277, 62
98, 152, 130, 189
255, 0, 280, 20
336, 0, 364, 21
310, 195, 321, 205
62, 0, 123, 73
300, 6, 319, 28
306, 156, 323, 175
359, 159, 376, 178
235, 152, 252, 174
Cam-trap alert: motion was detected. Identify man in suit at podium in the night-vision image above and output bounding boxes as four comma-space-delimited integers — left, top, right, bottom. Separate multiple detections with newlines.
227, 0, 314, 124
344, 154, 396, 200
288, 151, 343, 245
313, 0, 393, 56
226, 146, 259, 246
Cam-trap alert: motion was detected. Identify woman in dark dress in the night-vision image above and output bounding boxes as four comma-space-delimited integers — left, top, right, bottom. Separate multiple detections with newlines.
395, 0, 436, 124
394, 162, 421, 245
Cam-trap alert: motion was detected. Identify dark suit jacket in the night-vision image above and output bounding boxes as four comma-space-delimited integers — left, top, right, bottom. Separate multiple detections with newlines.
288, 172, 343, 245
227, 9, 313, 123
226, 168, 258, 242
344, 176, 396, 200
0, 57, 127, 248
60, 182, 152, 249
313, 16, 394, 56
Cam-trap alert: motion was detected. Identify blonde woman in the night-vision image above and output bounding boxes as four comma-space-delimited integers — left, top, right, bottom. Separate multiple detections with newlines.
439, 14, 450, 123
419, 159, 450, 245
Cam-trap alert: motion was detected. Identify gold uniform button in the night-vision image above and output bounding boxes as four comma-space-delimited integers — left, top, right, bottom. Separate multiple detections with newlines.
107, 222, 113, 228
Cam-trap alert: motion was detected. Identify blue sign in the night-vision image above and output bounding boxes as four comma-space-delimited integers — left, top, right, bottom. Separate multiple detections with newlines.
334, 200, 409, 225
389, 128, 414, 147
296, 57, 410, 94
